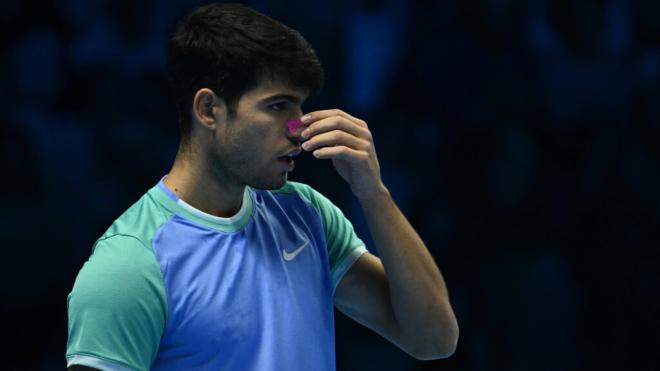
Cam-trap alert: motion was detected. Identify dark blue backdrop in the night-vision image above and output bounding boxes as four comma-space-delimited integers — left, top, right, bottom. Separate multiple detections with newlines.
2, 0, 659, 370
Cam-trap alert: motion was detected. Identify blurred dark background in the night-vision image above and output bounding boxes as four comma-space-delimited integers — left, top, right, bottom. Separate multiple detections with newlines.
2, 0, 659, 370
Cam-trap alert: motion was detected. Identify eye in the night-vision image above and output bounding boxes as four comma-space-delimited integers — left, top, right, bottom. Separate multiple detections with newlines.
269, 102, 288, 112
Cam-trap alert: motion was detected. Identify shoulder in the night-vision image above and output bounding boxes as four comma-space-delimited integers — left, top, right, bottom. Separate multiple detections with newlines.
92, 233, 153, 259
270, 180, 313, 197
99, 188, 175, 248
268, 181, 333, 207
77, 234, 164, 295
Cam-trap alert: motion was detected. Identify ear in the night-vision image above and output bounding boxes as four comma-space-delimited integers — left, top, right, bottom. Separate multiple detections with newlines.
192, 88, 225, 130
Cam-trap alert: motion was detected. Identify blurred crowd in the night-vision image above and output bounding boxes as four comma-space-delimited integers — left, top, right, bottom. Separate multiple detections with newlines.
1, 0, 659, 370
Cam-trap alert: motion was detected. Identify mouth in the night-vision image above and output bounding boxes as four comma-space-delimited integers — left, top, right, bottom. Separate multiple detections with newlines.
278, 155, 295, 171
277, 147, 301, 171
282, 148, 302, 157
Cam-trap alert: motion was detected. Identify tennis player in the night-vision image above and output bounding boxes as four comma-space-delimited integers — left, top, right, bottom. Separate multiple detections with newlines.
66, 3, 458, 370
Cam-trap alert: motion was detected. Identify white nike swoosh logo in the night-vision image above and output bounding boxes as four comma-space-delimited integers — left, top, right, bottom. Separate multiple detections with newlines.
283, 240, 308, 261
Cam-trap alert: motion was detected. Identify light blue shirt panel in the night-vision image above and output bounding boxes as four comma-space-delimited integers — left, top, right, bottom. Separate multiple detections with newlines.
150, 189, 336, 371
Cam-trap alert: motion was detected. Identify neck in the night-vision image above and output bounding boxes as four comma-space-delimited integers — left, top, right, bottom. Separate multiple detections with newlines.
164, 150, 245, 218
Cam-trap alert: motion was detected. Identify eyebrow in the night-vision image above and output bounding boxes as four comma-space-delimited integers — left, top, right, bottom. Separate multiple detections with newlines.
260, 93, 304, 104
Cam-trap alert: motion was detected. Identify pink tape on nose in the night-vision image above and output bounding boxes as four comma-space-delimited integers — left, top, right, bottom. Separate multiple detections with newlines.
287, 118, 303, 134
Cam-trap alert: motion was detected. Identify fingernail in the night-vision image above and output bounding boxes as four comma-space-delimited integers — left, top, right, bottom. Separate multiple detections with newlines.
301, 114, 311, 123
301, 129, 310, 139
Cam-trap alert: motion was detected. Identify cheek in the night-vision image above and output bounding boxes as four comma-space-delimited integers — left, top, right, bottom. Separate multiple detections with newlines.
227, 125, 277, 160
225, 114, 282, 151
245, 123, 280, 146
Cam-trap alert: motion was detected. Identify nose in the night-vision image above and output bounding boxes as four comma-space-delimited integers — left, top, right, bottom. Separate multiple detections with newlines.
286, 117, 306, 141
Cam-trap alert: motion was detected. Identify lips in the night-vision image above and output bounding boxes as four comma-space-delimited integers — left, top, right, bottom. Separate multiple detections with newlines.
277, 147, 301, 171
281, 148, 302, 158
278, 155, 295, 171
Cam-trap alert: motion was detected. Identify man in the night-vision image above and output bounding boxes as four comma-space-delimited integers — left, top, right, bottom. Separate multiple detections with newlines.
66, 3, 458, 370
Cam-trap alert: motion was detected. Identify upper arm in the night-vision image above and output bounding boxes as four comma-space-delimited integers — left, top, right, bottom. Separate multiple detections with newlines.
287, 183, 416, 354
333, 252, 413, 354
66, 235, 167, 371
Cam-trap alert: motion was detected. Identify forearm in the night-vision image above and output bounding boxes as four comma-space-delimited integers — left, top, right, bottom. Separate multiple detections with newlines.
358, 184, 459, 357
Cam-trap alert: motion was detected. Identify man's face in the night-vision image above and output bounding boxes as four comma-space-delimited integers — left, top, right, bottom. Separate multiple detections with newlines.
208, 79, 308, 190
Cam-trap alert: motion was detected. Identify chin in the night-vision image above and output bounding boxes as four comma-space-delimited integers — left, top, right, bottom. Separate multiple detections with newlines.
247, 173, 288, 190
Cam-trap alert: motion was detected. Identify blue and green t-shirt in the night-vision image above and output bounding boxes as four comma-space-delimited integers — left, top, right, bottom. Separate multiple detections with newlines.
66, 177, 367, 371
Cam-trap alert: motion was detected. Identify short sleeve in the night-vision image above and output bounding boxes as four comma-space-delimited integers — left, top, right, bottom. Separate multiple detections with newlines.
285, 182, 368, 293
66, 234, 168, 371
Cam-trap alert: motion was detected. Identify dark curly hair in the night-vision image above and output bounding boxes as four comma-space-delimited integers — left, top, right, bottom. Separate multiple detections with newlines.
166, 3, 324, 144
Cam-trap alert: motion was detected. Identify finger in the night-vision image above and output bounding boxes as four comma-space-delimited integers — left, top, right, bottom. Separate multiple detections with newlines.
302, 130, 370, 152
302, 116, 372, 141
312, 145, 369, 163
303, 109, 368, 129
